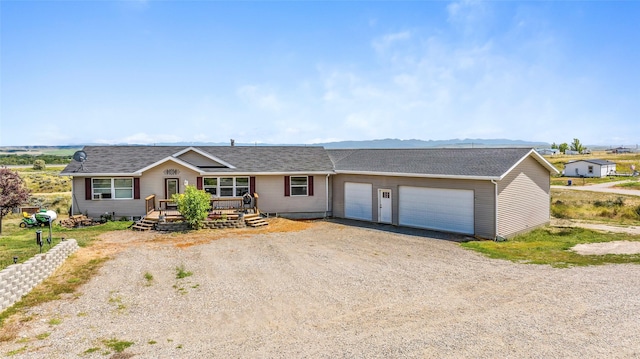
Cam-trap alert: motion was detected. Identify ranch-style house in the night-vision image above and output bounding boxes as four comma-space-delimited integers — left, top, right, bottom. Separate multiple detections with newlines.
61, 146, 559, 239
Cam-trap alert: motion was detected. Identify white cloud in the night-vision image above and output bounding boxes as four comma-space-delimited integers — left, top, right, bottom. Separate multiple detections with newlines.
237, 85, 284, 112
372, 31, 412, 53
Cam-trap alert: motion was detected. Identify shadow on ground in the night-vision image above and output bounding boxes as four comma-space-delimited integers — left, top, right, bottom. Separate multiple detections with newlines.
325, 218, 475, 243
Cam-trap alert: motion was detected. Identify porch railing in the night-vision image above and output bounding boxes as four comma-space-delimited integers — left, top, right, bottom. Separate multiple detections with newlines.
145, 195, 156, 214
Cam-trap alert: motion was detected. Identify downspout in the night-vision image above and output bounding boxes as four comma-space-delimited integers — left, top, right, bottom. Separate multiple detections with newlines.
325, 174, 330, 217
491, 179, 499, 241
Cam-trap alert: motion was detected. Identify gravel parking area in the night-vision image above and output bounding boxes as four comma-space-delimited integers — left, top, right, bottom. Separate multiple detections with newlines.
3, 220, 640, 358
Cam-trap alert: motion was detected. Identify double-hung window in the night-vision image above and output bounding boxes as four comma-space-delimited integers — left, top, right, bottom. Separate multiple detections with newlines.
290, 176, 308, 196
203, 177, 249, 197
92, 178, 133, 199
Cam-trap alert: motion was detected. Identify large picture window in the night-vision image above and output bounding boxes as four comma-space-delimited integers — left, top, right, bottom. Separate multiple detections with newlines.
202, 177, 249, 197
92, 178, 133, 199
290, 176, 308, 196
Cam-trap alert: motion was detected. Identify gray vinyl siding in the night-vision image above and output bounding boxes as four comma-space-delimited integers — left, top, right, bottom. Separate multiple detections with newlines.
71, 177, 144, 218
497, 156, 551, 237
71, 162, 202, 218
254, 175, 328, 216
332, 174, 495, 238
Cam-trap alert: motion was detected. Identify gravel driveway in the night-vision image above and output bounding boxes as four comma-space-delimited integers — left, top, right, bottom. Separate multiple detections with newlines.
3, 220, 640, 358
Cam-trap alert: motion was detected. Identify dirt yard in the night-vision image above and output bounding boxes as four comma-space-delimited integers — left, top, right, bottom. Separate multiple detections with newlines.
2, 219, 640, 358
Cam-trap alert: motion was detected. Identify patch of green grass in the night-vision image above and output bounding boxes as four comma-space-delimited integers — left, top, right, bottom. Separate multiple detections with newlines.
102, 338, 134, 353
6, 345, 27, 356
48, 318, 62, 325
615, 180, 640, 189
144, 272, 154, 285
462, 227, 640, 268
108, 294, 127, 312
36, 332, 51, 340
148, 340, 157, 345
0, 218, 132, 271
175, 265, 193, 279
83, 347, 100, 354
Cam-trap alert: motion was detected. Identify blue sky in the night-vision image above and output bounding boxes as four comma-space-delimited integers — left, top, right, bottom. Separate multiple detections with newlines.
1, 1, 638, 146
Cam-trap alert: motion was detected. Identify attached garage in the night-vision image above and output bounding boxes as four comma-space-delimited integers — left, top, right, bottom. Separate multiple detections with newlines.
399, 186, 474, 235
344, 182, 372, 221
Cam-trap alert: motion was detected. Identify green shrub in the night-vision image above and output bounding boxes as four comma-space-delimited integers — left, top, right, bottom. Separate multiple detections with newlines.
33, 159, 46, 170
172, 185, 210, 229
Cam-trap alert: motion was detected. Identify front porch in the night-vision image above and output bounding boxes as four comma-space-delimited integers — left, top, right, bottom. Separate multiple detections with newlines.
134, 194, 267, 230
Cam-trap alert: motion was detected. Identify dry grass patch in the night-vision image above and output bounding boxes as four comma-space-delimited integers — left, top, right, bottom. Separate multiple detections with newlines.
551, 189, 640, 224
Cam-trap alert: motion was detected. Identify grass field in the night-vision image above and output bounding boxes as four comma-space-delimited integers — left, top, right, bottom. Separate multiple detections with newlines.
551, 188, 640, 225
545, 151, 639, 184
462, 227, 640, 268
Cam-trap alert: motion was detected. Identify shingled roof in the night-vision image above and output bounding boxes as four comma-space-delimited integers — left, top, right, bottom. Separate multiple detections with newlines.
566, 159, 616, 166
61, 146, 557, 179
327, 148, 555, 179
61, 146, 335, 175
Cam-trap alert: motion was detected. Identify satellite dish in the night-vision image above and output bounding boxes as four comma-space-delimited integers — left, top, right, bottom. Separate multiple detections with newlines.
72, 150, 87, 172
73, 150, 87, 162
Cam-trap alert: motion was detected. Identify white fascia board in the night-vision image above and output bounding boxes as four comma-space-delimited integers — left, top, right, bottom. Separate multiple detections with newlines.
172, 146, 237, 169
136, 156, 204, 175
61, 173, 142, 177
334, 170, 499, 181
199, 171, 335, 176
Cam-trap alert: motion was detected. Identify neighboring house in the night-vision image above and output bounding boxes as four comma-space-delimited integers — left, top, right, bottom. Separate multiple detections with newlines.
563, 159, 616, 178
61, 146, 558, 239
535, 148, 559, 156
609, 147, 632, 154
564, 150, 580, 155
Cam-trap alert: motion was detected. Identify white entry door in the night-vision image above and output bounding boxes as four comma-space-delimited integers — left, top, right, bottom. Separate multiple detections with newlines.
378, 189, 392, 223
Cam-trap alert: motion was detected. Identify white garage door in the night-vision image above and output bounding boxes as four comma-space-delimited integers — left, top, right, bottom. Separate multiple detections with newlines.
344, 182, 372, 221
399, 186, 474, 235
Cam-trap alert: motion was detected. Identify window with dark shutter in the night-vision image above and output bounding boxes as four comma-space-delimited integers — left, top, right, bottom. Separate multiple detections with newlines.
134, 178, 140, 199
284, 176, 290, 196
85, 178, 92, 200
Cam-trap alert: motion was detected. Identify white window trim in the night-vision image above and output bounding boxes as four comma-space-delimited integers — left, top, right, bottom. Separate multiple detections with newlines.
203, 176, 249, 197
92, 178, 133, 200
290, 176, 309, 197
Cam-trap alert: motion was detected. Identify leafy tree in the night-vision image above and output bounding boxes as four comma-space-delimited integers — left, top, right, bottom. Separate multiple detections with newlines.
172, 185, 210, 229
570, 138, 584, 153
550, 142, 558, 149
33, 159, 46, 170
558, 143, 569, 154
0, 168, 31, 235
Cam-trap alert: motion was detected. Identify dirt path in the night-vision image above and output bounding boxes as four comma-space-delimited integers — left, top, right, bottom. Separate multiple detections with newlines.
2, 220, 640, 358
552, 180, 640, 197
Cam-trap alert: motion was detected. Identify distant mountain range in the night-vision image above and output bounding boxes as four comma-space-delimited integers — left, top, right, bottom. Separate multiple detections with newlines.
150, 138, 549, 149
0, 138, 550, 152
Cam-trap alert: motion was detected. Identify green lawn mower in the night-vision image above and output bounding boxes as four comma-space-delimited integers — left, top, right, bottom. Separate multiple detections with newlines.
20, 209, 57, 228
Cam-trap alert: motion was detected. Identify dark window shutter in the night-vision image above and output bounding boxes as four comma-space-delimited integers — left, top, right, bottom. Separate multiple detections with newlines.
250, 176, 256, 195
284, 176, 290, 197
196, 177, 203, 190
134, 178, 140, 199
308, 176, 314, 196
85, 178, 92, 200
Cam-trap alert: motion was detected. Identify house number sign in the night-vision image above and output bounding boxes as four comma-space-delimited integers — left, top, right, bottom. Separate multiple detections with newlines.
164, 169, 180, 175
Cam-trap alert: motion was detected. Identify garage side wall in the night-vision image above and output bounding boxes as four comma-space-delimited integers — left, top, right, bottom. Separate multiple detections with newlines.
497, 156, 551, 237
332, 174, 496, 238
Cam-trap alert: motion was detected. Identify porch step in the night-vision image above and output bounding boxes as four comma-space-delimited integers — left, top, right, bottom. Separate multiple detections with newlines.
132, 219, 156, 231
243, 213, 268, 227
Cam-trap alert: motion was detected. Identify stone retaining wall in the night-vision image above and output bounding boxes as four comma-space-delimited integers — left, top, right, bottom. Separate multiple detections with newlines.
156, 219, 246, 231
0, 239, 79, 313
